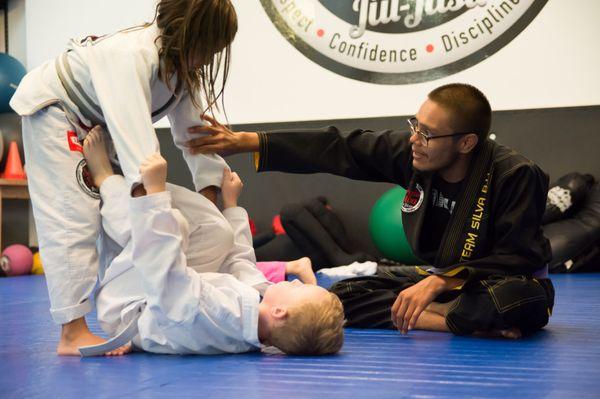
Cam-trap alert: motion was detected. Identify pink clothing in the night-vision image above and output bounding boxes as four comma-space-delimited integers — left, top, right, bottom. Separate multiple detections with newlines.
256, 261, 286, 283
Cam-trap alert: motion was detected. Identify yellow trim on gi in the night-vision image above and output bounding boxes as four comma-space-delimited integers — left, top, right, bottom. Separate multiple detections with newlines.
254, 152, 260, 171
416, 266, 466, 290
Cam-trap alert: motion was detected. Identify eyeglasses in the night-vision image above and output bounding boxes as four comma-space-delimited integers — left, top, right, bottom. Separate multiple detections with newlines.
407, 117, 471, 147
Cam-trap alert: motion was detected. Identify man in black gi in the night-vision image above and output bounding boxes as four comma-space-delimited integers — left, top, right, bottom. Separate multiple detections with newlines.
185, 83, 554, 339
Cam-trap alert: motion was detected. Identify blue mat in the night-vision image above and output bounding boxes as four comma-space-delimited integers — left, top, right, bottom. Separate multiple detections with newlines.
1, 274, 600, 398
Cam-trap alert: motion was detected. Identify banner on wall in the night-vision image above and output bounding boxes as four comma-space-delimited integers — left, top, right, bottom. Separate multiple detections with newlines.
260, 0, 548, 84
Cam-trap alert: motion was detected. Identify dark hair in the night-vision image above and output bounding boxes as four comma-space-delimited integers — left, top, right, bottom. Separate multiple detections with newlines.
154, 0, 237, 115
428, 83, 492, 144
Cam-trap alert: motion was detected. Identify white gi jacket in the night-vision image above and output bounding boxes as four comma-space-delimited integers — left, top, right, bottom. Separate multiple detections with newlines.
10, 23, 225, 191
95, 176, 268, 354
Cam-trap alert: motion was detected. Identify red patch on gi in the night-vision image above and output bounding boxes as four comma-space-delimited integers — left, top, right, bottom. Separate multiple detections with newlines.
67, 131, 83, 153
402, 184, 424, 213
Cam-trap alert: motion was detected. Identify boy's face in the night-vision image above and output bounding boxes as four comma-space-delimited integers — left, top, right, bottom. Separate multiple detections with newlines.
262, 280, 329, 310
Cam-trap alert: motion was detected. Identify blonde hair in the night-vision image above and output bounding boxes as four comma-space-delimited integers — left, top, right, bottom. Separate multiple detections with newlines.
153, 0, 237, 114
269, 292, 345, 355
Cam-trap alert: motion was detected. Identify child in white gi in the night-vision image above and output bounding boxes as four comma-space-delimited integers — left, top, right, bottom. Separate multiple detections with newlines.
10, 0, 239, 354
82, 128, 345, 356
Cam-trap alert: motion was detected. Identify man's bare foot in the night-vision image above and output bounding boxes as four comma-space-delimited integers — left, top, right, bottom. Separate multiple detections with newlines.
426, 300, 455, 317
473, 327, 522, 340
286, 257, 317, 285
411, 310, 451, 333
56, 317, 106, 356
499, 327, 522, 339
83, 126, 114, 188
105, 343, 133, 356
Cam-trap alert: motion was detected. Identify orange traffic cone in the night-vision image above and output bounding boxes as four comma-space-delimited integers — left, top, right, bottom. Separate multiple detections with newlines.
2, 141, 26, 180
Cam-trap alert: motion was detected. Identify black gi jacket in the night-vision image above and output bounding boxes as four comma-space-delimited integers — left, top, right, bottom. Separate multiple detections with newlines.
256, 126, 552, 282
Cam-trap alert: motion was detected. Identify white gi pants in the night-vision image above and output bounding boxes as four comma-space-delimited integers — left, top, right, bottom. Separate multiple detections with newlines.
22, 105, 100, 324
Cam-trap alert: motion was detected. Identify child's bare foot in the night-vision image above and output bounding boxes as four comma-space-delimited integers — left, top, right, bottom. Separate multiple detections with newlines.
105, 343, 132, 356
56, 317, 106, 356
83, 126, 114, 188
286, 257, 317, 285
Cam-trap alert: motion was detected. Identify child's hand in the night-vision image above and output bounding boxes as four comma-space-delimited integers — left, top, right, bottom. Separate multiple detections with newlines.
221, 168, 243, 209
140, 153, 167, 194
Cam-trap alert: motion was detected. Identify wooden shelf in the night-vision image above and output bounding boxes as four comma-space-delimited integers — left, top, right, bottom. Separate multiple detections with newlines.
0, 178, 28, 186
0, 177, 29, 250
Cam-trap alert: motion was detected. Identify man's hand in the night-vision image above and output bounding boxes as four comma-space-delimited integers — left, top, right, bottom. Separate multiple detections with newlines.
221, 168, 243, 209
391, 275, 461, 334
139, 153, 168, 194
185, 114, 259, 156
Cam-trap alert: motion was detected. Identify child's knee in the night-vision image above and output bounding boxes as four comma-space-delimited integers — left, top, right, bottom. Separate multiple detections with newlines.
186, 217, 234, 268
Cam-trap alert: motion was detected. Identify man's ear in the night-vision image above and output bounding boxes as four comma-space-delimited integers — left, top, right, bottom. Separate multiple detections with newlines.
459, 133, 479, 154
270, 306, 288, 320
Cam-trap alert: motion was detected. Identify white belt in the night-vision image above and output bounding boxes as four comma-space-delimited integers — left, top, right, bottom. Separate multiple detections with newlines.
78, 303, 144, 357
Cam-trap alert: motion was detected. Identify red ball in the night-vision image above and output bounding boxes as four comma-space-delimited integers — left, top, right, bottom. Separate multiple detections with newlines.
1, 244, 33, 276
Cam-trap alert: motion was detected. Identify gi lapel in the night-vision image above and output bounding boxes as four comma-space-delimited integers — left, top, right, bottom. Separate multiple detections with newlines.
401, 171, 433, 258
433, 140, 495, 271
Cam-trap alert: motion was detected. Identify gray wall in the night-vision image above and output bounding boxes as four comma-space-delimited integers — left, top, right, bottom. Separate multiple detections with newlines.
1, 105, 599, 252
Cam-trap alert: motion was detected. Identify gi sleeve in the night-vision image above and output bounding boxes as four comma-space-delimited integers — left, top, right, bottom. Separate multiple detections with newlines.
256, 126, 414, 187
99, 175, 133, 247
86, 45, 159, 189
220, 206, 271, 295
167, 92, 229, 192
